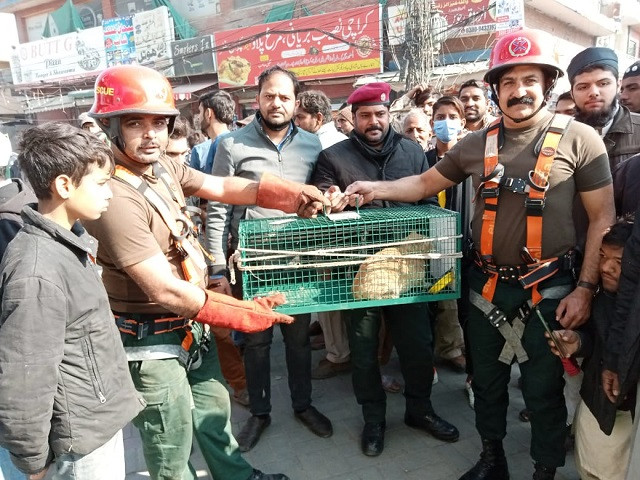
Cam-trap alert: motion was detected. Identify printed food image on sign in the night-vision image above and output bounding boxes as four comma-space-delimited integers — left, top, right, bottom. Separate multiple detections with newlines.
356, 36, 374, 58
218, 56, 251, 85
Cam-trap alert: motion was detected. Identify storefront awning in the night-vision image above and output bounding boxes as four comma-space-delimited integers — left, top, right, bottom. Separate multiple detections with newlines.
23, 94, 94, 114
172, 81, 216, 101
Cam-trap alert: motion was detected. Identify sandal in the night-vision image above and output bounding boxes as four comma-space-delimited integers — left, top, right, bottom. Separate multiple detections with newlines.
382, 375, 402, 393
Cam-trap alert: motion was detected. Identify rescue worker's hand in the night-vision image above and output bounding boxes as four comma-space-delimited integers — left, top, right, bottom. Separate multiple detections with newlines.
256, 173, 331, 218
324, 185, 349, 213
555, 287, 592, 329
208, 275, 232, 296
544, 329, 580, 358
193, 289, 294, 333
345, 181, 376, 207
602, 369, 620, 403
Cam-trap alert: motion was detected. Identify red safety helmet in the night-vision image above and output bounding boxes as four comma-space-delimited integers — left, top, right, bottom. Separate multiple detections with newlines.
484, 28, 564, 87
90, 64, 179, 118
89, 64, 179, 150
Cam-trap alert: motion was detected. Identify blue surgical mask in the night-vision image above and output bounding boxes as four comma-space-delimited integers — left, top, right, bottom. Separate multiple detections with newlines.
433, 119, 462, 143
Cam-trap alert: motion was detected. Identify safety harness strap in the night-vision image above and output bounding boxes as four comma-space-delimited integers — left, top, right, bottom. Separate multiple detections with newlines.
478, 119, 502, 302
525, 114, 572, 263
479, 115, 571, 304
113, 165, 207, 284
470, 284, 573, 365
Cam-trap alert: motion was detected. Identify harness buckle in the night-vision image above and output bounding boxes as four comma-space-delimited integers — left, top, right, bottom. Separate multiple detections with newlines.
136, 321, 149, 340
515, 302, 532, 322
480, 187, 500, 199
479, 163, 505, 183
502, 177, 528, 194
488, 307, 507, 328
524, 197, 545, 213
527, 170, 550, 192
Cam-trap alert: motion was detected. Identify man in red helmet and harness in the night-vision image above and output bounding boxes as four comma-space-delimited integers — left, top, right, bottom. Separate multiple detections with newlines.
346, 28, 615, 479
83, 64, 329, 480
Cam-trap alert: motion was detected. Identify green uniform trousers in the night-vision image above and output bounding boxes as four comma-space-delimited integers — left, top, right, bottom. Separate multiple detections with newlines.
467, 266, 569, 468
345, 303, 434, 423
127, 336, 253, 480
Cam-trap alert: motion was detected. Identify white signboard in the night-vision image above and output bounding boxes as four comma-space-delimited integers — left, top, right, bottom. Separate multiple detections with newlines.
11, 26, 107, 85
133, 6, 174, 75
387, 5, 407, 46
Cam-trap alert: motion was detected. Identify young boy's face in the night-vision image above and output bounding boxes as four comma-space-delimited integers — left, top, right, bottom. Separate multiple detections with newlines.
67, 162, 113, 221
599, 243, 624, 293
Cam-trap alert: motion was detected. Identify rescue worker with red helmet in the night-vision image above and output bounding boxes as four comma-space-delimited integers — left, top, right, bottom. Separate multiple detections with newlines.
345, 28, 615, 479
83, 64, 328, 480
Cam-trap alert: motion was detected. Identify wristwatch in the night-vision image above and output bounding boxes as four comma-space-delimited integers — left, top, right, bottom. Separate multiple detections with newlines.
576, 280, 598, 293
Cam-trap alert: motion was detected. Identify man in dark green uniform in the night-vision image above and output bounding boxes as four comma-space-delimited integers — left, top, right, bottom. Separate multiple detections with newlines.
346, 28, 615, 480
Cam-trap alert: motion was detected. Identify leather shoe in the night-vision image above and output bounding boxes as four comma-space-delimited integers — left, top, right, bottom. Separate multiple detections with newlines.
312, 358, 351, 379
247, 469, 290, 480
236, 415, 271, 452
405, 412, 459, 442
295, 406, 333, 437
361, 422, 385, 456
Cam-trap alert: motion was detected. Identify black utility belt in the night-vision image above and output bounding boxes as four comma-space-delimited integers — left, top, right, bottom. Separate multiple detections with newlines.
114, 312, 189, 340
473, 250, 576, 287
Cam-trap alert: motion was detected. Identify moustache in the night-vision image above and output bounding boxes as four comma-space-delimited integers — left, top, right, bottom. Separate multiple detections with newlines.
365, 126, 383, 133
507, 96, 535, 107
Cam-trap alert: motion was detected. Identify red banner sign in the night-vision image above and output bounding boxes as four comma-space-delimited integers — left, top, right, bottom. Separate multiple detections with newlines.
214, 5, 382, 88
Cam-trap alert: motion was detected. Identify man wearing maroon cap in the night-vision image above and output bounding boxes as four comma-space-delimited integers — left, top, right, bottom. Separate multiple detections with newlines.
311, 81, 460, 457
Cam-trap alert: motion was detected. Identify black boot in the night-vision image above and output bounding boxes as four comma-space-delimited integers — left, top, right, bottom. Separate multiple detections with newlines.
459, 438, 509, 480
532, 463, 556, 480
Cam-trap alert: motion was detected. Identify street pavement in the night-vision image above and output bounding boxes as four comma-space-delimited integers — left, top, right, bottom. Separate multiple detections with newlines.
124, 328, 579, 480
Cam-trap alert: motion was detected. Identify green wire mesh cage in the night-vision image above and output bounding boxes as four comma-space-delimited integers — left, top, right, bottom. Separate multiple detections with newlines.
234, 205, 461, 315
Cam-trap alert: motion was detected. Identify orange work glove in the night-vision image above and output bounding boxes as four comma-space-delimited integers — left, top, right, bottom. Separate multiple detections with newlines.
193, 289, 294, 333
256, 172, 330, 217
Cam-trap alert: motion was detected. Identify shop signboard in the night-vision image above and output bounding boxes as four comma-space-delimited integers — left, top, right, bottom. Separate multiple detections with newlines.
171, 35, 216, 77
103, 16, 136, 67
214, 5, 382, 88
11, 26, 106, 85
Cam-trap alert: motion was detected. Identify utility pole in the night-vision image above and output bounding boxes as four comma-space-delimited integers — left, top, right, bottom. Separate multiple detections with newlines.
403, 0, 445, 90
404, 0, 433, 89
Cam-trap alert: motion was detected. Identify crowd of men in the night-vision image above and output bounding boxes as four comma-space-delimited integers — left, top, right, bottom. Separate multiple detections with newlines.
1, 27, 640, 480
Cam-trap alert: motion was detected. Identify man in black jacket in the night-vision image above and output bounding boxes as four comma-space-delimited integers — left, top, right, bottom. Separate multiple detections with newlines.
311, 82, 459, 457
568, 47, 640, 171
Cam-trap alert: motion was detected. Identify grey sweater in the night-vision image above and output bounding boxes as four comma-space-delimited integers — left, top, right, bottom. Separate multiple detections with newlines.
205, 114, 322, 273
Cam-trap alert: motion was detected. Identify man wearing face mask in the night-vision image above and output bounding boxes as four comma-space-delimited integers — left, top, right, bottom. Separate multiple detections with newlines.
311, 82, 459, 458
423, 96, 469, 374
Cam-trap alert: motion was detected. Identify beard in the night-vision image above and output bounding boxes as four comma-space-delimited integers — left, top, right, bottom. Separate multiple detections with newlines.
261, 114, 290, 131
465, 108, 481, 122
575, 99, 618, 128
